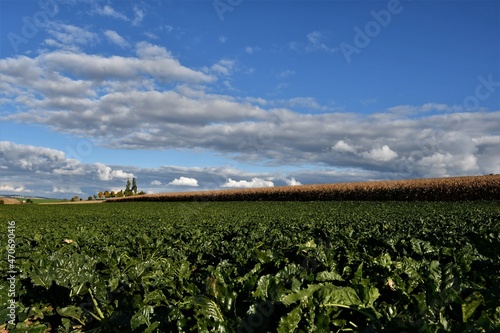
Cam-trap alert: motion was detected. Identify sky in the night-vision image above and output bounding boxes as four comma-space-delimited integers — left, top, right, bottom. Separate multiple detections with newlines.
0, 0, 499, 198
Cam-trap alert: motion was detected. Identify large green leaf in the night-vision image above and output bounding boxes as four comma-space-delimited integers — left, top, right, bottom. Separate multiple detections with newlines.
462, 292, 483, 323
56, 306, 85, 325
130, 305, 155, 330
277, 306, 302, 333
191, 296, 225, 323
281, 284, 322, 306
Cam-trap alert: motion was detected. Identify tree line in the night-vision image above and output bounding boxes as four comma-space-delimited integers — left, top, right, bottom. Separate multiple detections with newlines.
97, 178, 145, 199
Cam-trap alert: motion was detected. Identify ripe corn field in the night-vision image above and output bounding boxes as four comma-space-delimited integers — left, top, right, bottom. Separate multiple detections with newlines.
108, 175, 500, 202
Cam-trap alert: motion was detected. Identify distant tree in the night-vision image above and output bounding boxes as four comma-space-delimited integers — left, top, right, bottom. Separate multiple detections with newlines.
98, 191, 104, 199
126, 178, 131, 192
110, 191, 116, 198
138, 191, 146, 195
71, 196, 79, 202
132, 178, 138, 194
104, 191, 110, 198
88, 196, 93, 201
116, 190, 124, 198
79, 198, 83, 201
26, 198, 33, 204
93, 195, 97, 200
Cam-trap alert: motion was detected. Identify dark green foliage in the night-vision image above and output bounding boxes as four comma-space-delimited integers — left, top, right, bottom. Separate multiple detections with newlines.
132, 178, 138, 195
0, 201, 499, 332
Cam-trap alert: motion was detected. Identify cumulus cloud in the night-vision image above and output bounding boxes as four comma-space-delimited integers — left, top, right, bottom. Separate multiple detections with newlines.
95, 163, 134, 181
284, 178, 302, 186
333, 141, 397, 162
104, 30, 130, 48
333, 140, 357, 153
361, 145, 398, 162
150, 180, 162, 185
169, 177, 199, 186
221, 178, 274, 188
0, 185, 27, 192
0, 141, 69, 172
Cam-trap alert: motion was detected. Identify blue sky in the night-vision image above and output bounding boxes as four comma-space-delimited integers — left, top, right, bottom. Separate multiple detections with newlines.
0, 0, 499, 198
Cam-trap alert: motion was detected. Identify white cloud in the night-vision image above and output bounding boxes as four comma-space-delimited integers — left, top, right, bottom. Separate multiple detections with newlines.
388, 103, 463, 115
150, 180, 162, 185
244, 46, 260, 54
53, 186, 82, 194
333, 141, 398, 162
46, 23, 99, 49
104, 30, 130, 48
284, 178, 302, 186
221, 178, 274, 188
132, 6, 145, 26
333, 140, 357, 153
29, 43, 214, 83
286, 97, 330, 110
0, 185, 27, 192
361, 145, 398, 162
306, 31, 337, 52
143, 32, 158, 40
169, 177, 199, 186
0, 141, 68, 171
163, 25, 174, 33
219, 36, 227, 43
210, 59, 236, 76
95, 5, 128, 21
95, 163, 134, 181
290, 31, 338, 53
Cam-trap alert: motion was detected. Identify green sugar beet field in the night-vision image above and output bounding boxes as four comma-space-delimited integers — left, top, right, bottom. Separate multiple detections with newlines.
1, 201, 500, 332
